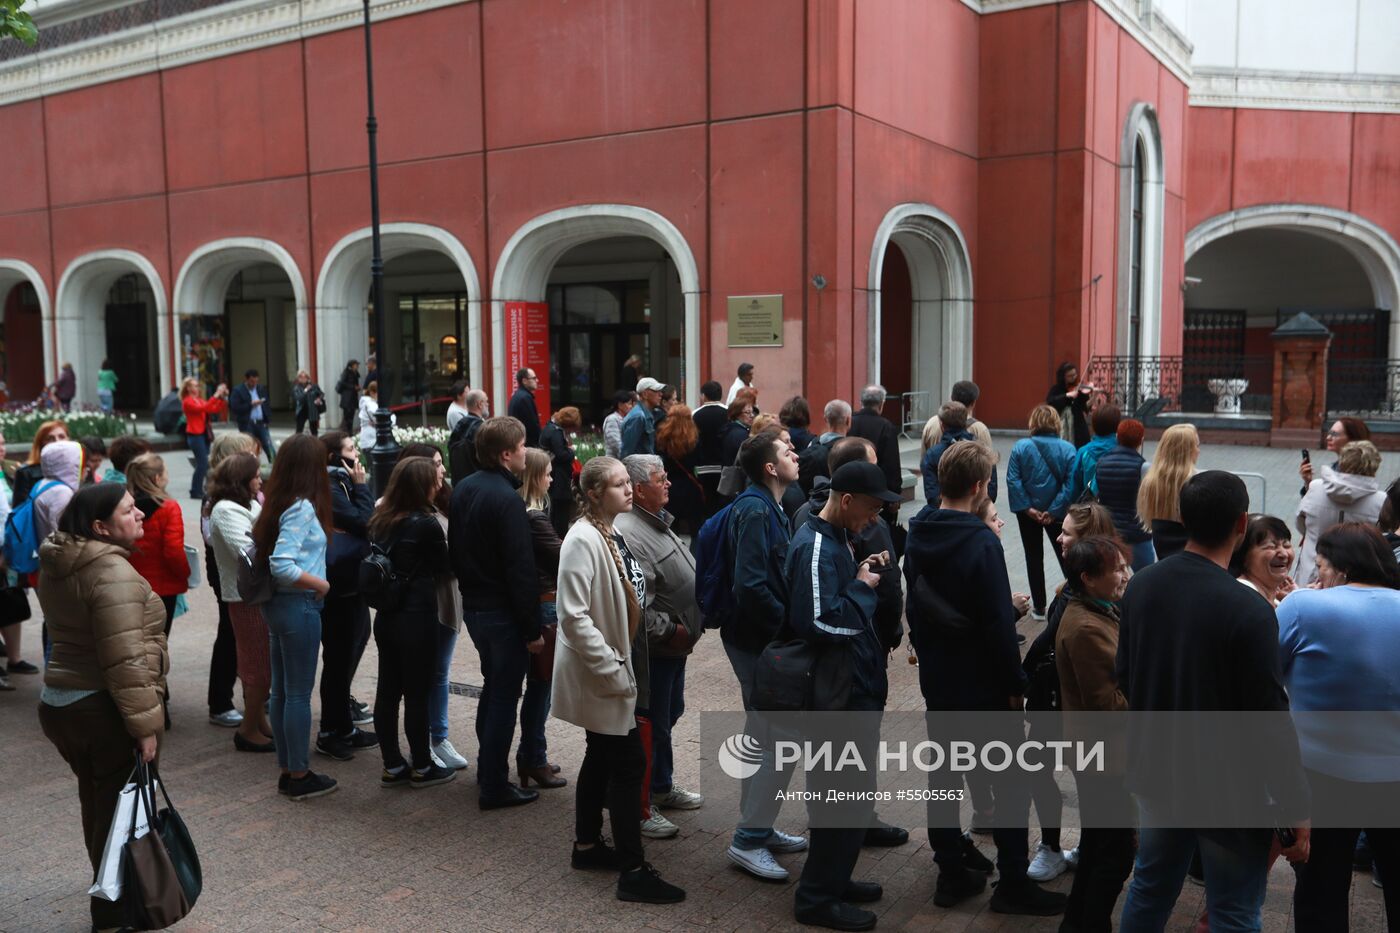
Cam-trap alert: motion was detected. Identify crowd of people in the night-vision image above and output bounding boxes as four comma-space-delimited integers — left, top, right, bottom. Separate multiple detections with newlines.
11, 354, 1400, 932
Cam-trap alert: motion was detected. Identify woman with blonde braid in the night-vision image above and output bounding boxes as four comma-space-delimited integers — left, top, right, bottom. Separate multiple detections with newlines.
553, 456, 684, 905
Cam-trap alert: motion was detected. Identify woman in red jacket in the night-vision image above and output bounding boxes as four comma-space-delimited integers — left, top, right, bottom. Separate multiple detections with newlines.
126, 453, 190, 730
181, 377, 229, 499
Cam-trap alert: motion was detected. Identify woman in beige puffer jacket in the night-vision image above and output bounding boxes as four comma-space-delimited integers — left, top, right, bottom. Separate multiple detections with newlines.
36, 483, 167, 932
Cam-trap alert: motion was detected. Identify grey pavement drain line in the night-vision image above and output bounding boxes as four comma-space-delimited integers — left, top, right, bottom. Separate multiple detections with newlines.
449, 681, 483, 698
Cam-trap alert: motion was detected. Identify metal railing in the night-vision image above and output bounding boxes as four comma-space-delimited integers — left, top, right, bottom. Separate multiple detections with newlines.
899, 391, 933, 439
1085, 355, 1273, 418
1326, 358, 1400, 422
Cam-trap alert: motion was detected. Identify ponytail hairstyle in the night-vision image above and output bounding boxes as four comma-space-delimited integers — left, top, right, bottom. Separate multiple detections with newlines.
574, 456, 641, 642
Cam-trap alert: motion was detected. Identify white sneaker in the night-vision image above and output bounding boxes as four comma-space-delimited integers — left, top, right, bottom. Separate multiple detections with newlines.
1064, 846, 1080, 870
432, 739, 469, 770
765, 828, 809, 853
1027, 842, 1070, 881
208, 709, 243, 728
726, 844, 789, 880
641, 806, 679, 839
653, 785, 704, 810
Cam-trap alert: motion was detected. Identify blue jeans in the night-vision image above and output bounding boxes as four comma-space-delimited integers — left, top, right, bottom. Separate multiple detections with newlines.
723, 636, 796, 849
1119, 797, 1272, 933
97, 389, 113, 412
516, 602, 554, 769
429, 623, 458, 745
186, 432, 210, 498
248, 421, 276, 461
648, 654, 687, 793
1130, 538, 1157, 572
264, 591, 324, 773
463, 608, 529, 795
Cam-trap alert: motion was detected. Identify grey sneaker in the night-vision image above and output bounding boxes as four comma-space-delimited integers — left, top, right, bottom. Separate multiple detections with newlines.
641, 806, 679, 839
653, 785, 704, 810
766, 828, 809, 853
209, 709, 243, 728
432, 739, 469, 770
726, 844, 788, 880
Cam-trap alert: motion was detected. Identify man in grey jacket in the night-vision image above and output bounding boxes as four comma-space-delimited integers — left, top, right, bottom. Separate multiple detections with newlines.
619, 455, 706, 840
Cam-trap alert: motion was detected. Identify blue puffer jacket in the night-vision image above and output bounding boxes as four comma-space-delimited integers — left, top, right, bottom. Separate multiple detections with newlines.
1094, 445, 1151, 543
1069, 433, 1116, 502
1006, 433, 1076, 517
922, 428, 999, 505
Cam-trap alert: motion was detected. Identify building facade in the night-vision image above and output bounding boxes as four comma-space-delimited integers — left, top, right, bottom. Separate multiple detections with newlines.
0, 0, 1395, 430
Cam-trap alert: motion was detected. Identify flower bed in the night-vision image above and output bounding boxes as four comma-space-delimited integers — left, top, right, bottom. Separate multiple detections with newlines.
573, 433, 605, 464
0, 407, 132, 444
354, 426, 452, 469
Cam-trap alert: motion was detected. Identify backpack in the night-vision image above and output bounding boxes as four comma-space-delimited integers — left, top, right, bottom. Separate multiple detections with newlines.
3, 480, 61, 575
694, 489, 782, 628
357, 541, 401, 610
448, 415, 482, 484
235, 542, 274, 605
796, 437, 836, 496
153, 390, 183, 435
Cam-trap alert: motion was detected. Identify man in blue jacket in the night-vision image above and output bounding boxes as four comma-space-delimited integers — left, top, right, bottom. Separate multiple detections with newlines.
784, 460, 900, 930
1067, 403, 1121, 502
228, 369, 276, 462
922, 401, 997, 505
905, 441, 1067, 917
721, 429, 810, 882
621, 377, 663, 458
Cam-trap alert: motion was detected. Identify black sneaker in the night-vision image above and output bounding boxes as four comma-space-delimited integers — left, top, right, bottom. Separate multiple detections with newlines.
793, 902, 876, 931
862, 821, 909, 847
380, 767, 410, 788
617, 862, 685, 904
988, 878, 1067, 916
961, 832, 995, 873
7, 659, 39, 674
315, 733, 356, 761
277, 774, 290, 795
410, 763, 457, 788
933, 867, 987, 908
287, 771, 338, 801
350, 697, 373, 725
572, 838, 621, 871
342, 728, 378, 749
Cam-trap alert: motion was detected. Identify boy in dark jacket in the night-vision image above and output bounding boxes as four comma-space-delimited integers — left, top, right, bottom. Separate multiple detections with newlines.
905, 440, 1067, 917
783, 460, 899, 930
922, 401, 998, 505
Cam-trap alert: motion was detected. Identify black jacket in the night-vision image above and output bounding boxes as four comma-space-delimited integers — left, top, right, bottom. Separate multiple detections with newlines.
448, 466, 540, 640
373, 511, 449, 615
1115, 551, 1308, 822
848, 408, 902, 495
539, 420, 574, 502
660, 449, 706, 536
1150, 519, 1187, 559
793, 477, 904, 652
448, 413, 483, 485
1047, 382, 1091, 448
904, 505, 1026, 710
335, 368, 359, 413
922, 427, 999, 505
508, 387, 541, 447
721, 484, 791, 655
693, 404, 729, 467
293, 382, 325, 420
328, 466, 374, 537
719, 420, 749, 469
227, 383, 266, 432
1094, 446, 1151, 544
526, 508, 562, 593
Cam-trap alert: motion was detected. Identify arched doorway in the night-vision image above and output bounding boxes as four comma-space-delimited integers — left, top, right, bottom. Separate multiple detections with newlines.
316, 224, 481, 409
54, 251, 169, 409
174, 239, 308, 412
0, 261, 51, 402
491, 205, 701, 415
1185, 205, 1400, 414
867, 203, 974, 426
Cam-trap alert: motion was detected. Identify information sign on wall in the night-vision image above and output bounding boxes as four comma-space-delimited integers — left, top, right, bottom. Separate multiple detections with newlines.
504, 300, 551, 422
727, 295, 784, 347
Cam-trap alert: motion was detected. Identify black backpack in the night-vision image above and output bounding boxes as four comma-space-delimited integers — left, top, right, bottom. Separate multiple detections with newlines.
153, 390, 183, 434
448, 415, 482, 483
796, 437, 835, 496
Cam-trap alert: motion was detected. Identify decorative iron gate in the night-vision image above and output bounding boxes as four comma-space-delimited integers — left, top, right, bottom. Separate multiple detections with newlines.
1279, 309, 1391, 416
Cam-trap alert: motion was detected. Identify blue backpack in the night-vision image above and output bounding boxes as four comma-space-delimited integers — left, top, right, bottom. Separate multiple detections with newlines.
695, 488, 783, 627
4, 480, 62, 576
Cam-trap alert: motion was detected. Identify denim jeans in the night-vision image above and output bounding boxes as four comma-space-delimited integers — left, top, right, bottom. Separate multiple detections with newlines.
1129, 538, 1157, 572
429, 623, 458, 745
516, 601, 554, 768
463, 608, 529, 795
264, 591, 324, 773
97, 389, 113, 413
186, 432, 210, 498
1119, 797, 1272, 933
723, 636, 796, 849
248, 421, 277, 461
648, 654, 687, 793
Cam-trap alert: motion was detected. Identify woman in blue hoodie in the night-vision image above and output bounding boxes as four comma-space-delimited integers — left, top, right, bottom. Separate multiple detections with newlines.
1005, 405, 1076, 618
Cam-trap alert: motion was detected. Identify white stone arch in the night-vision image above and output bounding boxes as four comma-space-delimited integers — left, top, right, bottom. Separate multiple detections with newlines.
491, 205, 702, 408
174, 237, 311, 375
0, 259, 55, 387
866, 203, 975, 407
316, 223, 482, 388
1117, 102, 1166, 359
1186, 204, 1400, 358
54, 250, 170, 406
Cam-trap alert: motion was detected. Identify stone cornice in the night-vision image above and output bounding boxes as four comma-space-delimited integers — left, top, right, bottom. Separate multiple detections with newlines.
1190, 67, 1400, 114
0, 0, 470, 103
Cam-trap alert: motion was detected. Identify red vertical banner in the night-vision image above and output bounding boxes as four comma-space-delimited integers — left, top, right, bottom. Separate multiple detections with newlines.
504, 300, 551, 424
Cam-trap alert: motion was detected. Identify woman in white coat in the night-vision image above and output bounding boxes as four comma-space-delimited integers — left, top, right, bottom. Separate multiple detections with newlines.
357, 381, 394, 451
1296, 440, 1388, 586
553, 456, 684, 905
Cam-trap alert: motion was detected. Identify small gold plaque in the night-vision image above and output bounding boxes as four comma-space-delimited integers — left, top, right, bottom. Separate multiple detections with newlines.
727, 295, 783, 347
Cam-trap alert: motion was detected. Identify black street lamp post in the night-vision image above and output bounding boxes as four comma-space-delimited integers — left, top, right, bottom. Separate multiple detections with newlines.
361, 0, 399, 494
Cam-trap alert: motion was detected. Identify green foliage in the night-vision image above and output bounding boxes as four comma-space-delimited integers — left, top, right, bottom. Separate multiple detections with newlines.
0, 410, 130, 443
1, 0, 37, 45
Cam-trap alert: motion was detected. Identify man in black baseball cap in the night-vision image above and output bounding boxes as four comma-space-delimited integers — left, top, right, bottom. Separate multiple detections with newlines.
781, 459, 900, 930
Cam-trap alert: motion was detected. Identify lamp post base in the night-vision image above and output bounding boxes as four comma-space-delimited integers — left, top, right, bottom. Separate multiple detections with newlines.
368, 406, 401, 496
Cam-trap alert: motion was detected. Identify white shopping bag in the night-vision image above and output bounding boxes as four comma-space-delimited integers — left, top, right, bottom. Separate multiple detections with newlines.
89, 775, 159, 901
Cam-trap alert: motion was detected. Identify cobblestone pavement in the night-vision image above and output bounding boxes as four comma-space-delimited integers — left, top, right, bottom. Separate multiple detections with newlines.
1, 433, 1390, 932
